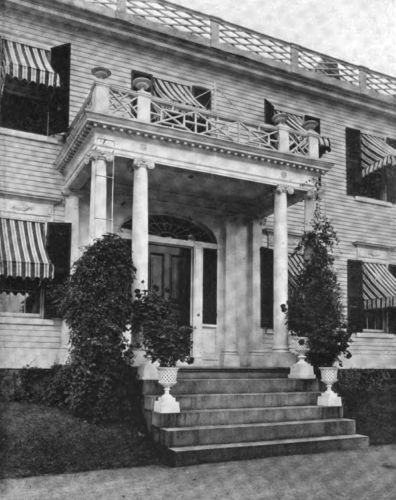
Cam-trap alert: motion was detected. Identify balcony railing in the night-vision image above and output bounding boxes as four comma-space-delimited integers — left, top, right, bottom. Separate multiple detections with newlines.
83, 0, 396, 98
74, 82, 319, 159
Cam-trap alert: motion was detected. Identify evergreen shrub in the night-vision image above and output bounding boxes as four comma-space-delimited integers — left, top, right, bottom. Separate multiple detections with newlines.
288, 205, 352, 369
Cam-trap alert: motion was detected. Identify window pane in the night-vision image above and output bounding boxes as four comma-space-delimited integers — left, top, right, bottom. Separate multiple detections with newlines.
203, 249, 217, 324
0, 279, 41, 314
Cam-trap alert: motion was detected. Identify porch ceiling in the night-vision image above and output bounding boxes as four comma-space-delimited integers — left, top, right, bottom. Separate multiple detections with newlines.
114, 158, 300, 217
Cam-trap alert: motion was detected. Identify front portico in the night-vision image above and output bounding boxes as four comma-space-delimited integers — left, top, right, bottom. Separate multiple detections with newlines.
55, 79, 332, 371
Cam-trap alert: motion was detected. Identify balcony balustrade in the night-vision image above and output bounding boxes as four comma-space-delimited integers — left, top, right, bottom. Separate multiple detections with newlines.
68, 82, 319, 160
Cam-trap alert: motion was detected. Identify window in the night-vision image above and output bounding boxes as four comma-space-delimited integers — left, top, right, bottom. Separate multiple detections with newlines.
0, 40, 70, 135
0, 219, 71, 317
131, 70, 211, 110
345, 128, 396, 202
0, 278, 41, 314
264, 100, 331, 157
347, 260, 396, 333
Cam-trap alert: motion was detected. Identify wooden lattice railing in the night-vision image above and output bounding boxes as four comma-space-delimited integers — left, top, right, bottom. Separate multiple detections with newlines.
83, 0, 396, 98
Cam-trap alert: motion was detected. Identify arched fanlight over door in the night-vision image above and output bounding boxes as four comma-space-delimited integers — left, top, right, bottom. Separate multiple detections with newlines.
121, 215, 216, 244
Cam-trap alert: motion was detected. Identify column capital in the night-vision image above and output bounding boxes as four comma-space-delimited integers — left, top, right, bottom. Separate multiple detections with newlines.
84, 149, 114, 164
128, 158, 155, 172
275, 184, 294, 195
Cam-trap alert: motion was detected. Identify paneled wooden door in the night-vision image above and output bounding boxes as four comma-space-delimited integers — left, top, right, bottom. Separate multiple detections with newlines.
149, 243, 191, 325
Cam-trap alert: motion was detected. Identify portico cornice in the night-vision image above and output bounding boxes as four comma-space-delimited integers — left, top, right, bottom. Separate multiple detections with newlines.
55, 111, 333, 181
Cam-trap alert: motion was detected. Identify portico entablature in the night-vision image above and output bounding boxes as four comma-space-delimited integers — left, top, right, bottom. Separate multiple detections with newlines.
58, 122, 332, 195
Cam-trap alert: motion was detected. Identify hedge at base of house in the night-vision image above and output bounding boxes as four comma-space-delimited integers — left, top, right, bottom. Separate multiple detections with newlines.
0, 366, 143, 425
336, 369, 396, 444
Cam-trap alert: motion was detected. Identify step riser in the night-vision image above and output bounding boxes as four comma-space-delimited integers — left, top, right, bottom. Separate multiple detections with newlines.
144, 392, 320, 411
150, 406, 343, 428
167, 436, 369, 467
178, 369, 289, 379
156, 420, 356, 447
142, 378, 319, 396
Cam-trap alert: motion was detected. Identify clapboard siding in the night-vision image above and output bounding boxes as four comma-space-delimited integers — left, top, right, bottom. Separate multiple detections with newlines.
0, 131, 63, 199
2, 2, 396, 369
2, 5, 396, 255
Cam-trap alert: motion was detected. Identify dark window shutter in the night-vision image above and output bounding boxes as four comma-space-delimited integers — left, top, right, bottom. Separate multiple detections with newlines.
260, 247, 273, 328
388, 308, 396, 334
389, 265, 396, 279
384, 139, 396, 203
345, 128, 362, 196
49, 44, 71, 134
44, 223, 71, 318
386, 137, 396, 149
264, 99, 275, 124
347, 260, 364, 333
202, 249, 217, 324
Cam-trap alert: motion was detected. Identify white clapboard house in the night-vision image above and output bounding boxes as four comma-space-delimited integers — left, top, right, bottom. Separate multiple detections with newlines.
1, 0, 396, 373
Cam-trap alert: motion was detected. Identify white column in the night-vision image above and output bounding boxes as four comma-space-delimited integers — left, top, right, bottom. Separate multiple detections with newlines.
63, 191, 80, 266
273, 185, 293, 352
131, 158, 155, 291
88, 153, 109, 241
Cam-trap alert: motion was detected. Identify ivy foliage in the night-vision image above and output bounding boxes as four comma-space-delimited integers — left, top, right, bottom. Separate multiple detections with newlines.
287, 205, 352, 368
132, 288, 193, 367
55, 234, 136, 423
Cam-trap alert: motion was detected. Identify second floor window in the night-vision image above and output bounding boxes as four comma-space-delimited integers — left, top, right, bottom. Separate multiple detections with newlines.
131, 70, 212, 110
346, 128, 396, 203
0, 40, 70, 135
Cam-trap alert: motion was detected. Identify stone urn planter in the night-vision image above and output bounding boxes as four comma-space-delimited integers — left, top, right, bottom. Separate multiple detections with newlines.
288, 336, 315, 379
153, 366, 181, 414
317, 366, 342, 406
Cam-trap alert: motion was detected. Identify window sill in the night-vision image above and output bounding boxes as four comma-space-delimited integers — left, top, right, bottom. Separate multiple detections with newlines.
354, 196, 393, 207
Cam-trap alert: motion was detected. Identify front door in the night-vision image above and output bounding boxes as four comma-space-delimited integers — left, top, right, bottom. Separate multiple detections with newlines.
149, 243, 191, 325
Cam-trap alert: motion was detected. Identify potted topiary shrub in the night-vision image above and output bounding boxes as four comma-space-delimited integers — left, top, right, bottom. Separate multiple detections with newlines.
132, 287, 193, 413
287, 205, 352, 406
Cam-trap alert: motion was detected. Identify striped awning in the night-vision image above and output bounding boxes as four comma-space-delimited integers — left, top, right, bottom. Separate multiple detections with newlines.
362, 262, 396, 310
152, 77, 205, 108
361, 133, 396, 178
273, 110, 331, 154
0, 219, 54, 280
288, 252, 304, 290
1, 39, 60, 87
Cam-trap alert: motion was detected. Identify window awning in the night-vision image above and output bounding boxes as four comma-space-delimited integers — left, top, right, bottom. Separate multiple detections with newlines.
361, 134, 396, 178
152, 77, 205, 108
288, 252, 304, 290
273, 109, 331, 155
0, 219, 54, 280
362, 262, 396, 310
1, 39, 60, 87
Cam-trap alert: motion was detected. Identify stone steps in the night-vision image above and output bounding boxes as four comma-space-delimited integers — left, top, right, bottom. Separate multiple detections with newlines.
156, 418, 357, 447
143, 369, 368, 466
144, 391, 320, 411
150, 405, 343, 427
142, 377, 319, 396
165, 435, 369, 467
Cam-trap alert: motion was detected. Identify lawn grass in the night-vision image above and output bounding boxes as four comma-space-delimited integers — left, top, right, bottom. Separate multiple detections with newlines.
0, 402, 158, 479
